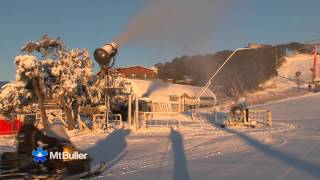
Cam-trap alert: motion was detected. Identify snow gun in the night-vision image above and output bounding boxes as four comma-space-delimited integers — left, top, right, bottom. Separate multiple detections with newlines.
94, 41, 118, 69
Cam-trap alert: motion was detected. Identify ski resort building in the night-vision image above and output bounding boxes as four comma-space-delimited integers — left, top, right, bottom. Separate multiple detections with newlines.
116, 66, 158, 79
128, 79, 216, 112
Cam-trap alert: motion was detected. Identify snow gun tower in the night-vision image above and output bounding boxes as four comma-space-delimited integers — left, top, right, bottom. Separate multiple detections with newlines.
93, 41, 121, 129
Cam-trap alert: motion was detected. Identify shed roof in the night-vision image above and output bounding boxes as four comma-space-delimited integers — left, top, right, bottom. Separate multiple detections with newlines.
129, 79, 215, 99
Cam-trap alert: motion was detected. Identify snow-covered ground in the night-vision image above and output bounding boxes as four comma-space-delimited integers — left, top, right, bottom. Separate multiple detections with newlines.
1, 92, 319, 179
244, 53, 315, 106
0, 105, 299, 180
0, 118, 296, 178
89, 92, 319, 180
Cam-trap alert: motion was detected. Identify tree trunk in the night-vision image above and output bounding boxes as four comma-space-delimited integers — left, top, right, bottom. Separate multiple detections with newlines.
32, 78, 49, 130
77, 105, 82, 130
60, 96, 74, 130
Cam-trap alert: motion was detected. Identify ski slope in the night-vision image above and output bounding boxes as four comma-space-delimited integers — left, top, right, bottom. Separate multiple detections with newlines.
85, 93, 319, 180
245, 53, 315, 105
264, 53, 314, 91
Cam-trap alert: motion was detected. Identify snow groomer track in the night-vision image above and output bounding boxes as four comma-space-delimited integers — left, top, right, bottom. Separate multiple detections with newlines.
72, 119, 297, 178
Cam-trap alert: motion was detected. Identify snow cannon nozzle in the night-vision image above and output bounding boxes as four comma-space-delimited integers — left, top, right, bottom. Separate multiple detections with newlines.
94, 41, 118, 69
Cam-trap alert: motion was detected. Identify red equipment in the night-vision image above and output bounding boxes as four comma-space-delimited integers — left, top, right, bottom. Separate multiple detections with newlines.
314, 46, 319, 81
0, 118, 23, 135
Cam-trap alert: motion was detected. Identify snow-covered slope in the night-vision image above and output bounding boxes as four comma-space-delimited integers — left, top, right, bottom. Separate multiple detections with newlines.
264, 53, 314, 90
244, 53, 315, 105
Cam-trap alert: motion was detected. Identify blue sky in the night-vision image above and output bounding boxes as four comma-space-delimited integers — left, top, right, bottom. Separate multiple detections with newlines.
0, 0, 319, 80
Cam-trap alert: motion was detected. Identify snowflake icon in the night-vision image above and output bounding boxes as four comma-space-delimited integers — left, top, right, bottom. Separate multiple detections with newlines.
32, 147, 48, 163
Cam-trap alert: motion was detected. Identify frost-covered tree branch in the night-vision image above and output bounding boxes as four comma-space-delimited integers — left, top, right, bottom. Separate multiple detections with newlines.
0, 36, 104, 130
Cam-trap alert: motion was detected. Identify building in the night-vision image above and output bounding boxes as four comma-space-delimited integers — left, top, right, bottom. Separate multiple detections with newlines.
116, 66, 157, 79
128, 79, 217, 112
129, 79, 215, 99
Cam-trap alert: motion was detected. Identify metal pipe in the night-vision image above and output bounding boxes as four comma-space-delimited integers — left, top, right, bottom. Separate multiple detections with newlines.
193, 47, 251, 103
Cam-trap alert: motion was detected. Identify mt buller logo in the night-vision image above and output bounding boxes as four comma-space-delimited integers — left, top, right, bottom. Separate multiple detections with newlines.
32, 147, 48, 163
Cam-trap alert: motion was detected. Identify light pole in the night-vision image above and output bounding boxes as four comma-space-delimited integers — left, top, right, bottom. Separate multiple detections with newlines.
193, 47, 254, 103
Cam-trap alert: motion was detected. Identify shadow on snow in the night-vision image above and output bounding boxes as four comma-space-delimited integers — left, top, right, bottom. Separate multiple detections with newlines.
203, 111, 320, 179
170, 128, 191, 180
86, 128, 130, 169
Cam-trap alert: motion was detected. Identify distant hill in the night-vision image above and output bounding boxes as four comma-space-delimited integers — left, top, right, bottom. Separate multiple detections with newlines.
155, 42, 313, 98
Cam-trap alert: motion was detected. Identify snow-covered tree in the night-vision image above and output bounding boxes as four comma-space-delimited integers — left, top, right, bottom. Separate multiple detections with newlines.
42, 48, 103, 130
0, 55, 37, 113
0, 36, 104, 130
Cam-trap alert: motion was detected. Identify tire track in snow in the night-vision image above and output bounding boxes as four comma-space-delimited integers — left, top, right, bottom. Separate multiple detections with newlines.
97, 122, 296, 177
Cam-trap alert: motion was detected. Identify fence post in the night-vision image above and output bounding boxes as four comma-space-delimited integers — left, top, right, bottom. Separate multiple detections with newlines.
143, 112, 147, 130
267, 111, 272, 127
213, 106, 218, 122
128, 94, 132, 128
135, 95, 139, 131
181, 97, 185, 111
178, 96, 182, 112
